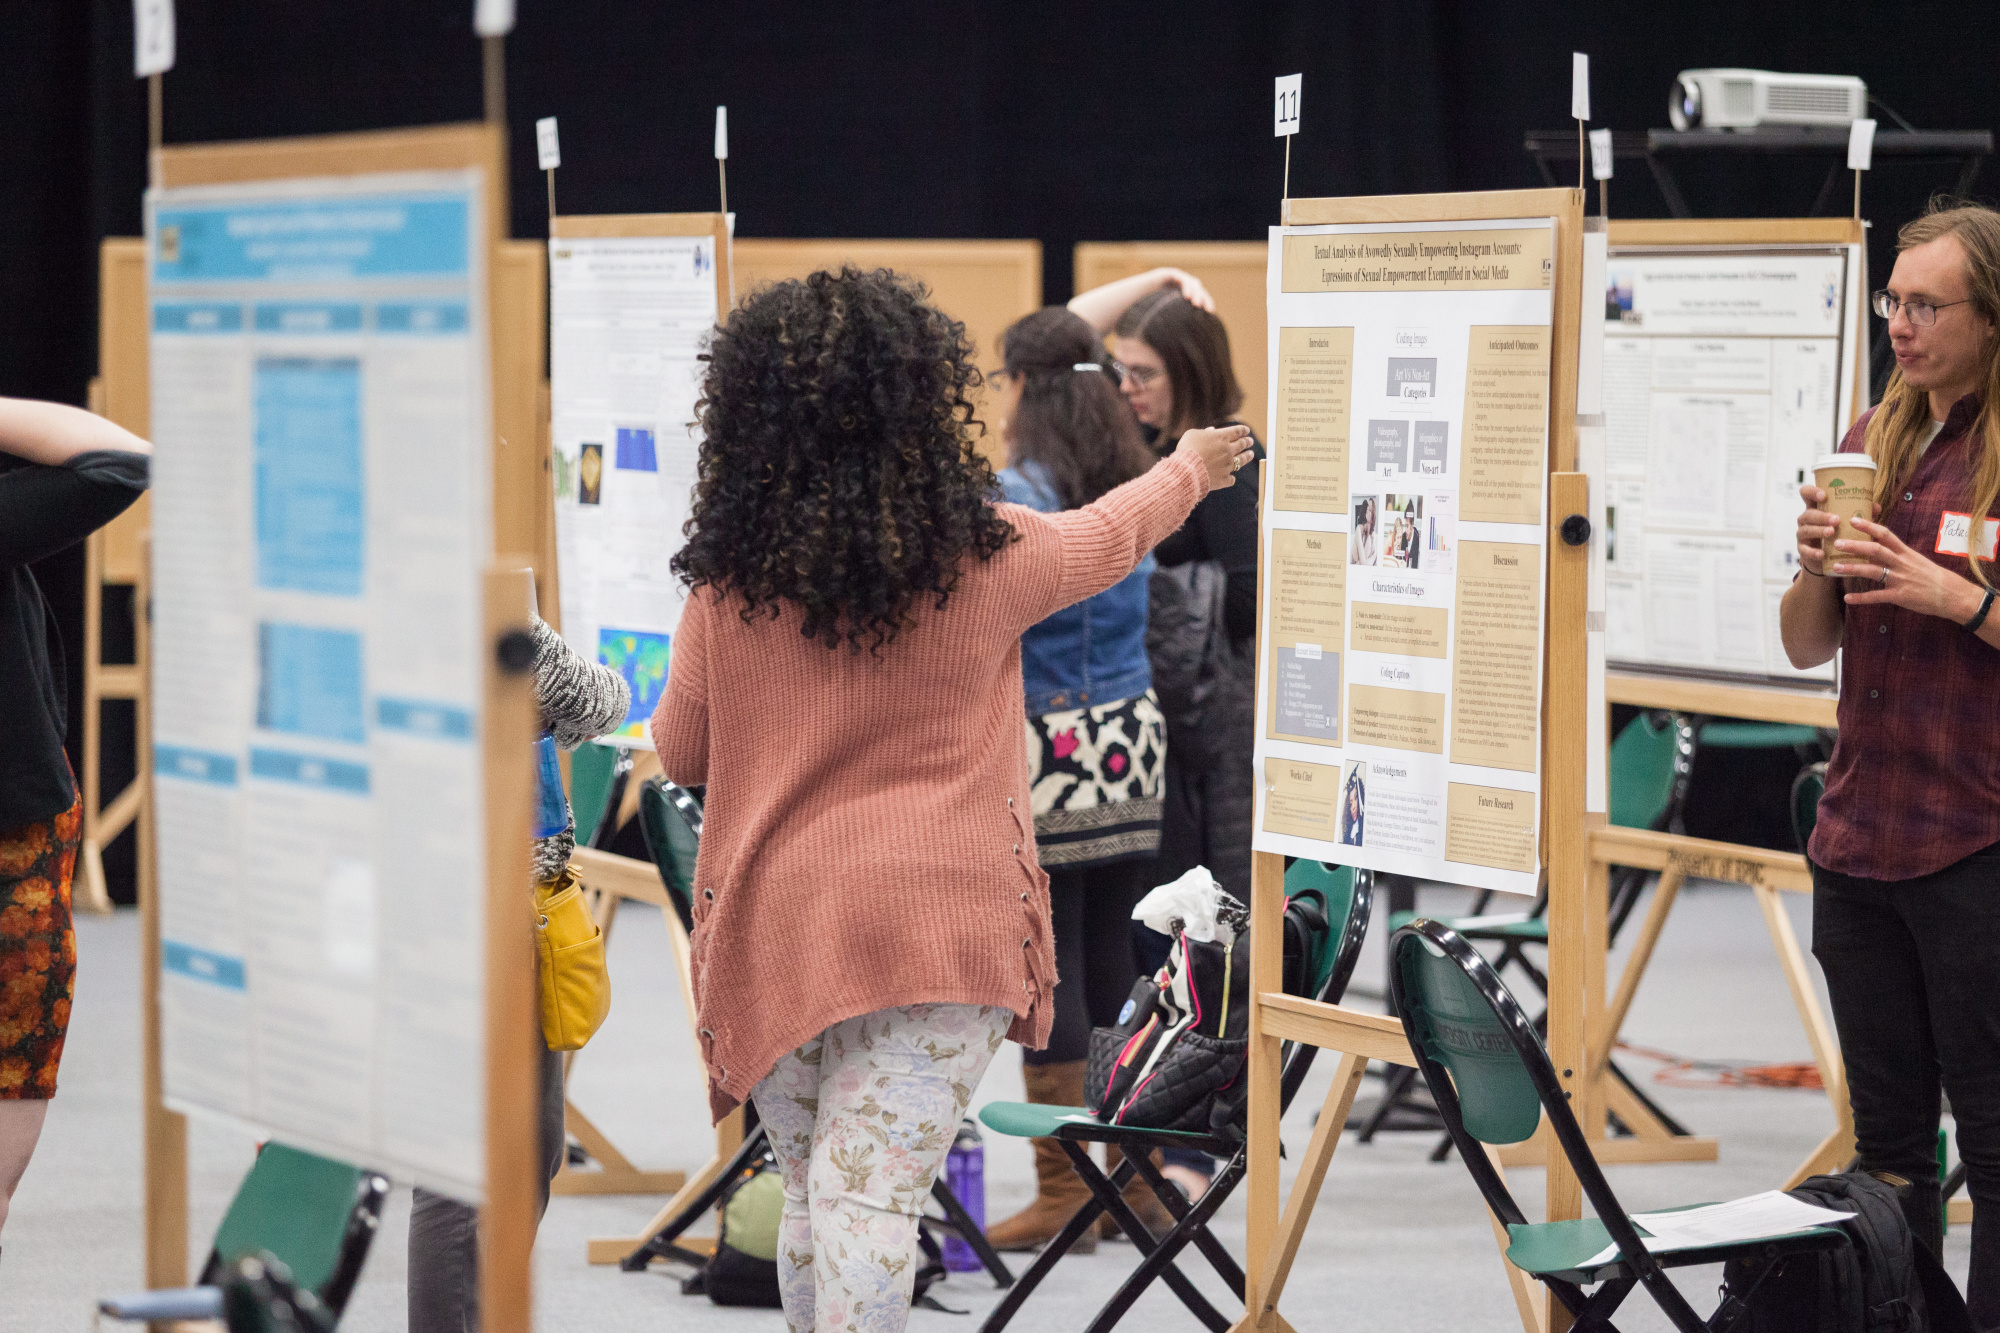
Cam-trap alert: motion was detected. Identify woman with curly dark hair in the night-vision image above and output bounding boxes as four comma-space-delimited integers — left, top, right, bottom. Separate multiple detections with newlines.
651, 267, 1250, 1333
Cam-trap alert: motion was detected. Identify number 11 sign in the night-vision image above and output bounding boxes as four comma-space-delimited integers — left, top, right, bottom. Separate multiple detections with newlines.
1275, 73, 1301, 137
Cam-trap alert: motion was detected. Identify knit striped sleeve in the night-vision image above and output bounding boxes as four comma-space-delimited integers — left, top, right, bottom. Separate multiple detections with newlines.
531, 618, 631, 750
651, 587, 711, 787
1020, 450, 1208, 626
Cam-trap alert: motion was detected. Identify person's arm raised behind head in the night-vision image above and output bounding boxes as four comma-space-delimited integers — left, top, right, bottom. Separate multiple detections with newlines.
1067, 267, 1217, 337
0, 396, 150, 464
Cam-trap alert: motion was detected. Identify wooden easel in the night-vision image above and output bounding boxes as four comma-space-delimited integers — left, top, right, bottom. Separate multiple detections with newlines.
1238, 186, 1591, 1333
142, 122, 544, 1331
77, 240, 156, 918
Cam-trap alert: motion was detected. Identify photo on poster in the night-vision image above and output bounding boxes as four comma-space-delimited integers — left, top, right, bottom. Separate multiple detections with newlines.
577, 443, 603, 505
1380, 494, 1424, 570
615, 425, 658, 472
598, 627, 672, 739
1338, 759, 1367, 847
1424, 491, 1456, 578
1349, 495, 1381, 566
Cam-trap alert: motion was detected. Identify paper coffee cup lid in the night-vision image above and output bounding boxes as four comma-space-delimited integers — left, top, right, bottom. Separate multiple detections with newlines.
1812, 452, 1876, 471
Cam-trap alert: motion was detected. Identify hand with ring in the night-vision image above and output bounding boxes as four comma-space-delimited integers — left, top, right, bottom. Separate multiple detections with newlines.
1834, 516, 1989, 623
1175, 423, 1255, 491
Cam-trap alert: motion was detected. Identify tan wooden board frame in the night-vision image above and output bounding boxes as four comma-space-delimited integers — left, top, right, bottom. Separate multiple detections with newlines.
144, 122, 543, 1333
1073, 242, 1269, 441
1240, 188, 1590, 1333
539, 212, 734, 1212
730, 238, 1042, 461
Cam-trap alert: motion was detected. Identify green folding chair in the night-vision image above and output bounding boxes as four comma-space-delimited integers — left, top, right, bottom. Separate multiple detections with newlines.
568, 739, 628, 849
1391, 919, 1848, 1330
976, 861, 1374, 1333
99, 1143, 388, 1326
636, 773, 701, 933
1789, 761, 1827, 852
1362, 712, 1696, 1147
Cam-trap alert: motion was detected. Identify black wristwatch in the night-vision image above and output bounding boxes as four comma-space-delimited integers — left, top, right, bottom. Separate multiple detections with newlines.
1966, 586, 1997, 633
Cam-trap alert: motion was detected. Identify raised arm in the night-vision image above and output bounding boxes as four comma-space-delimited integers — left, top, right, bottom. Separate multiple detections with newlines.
531, 618, 630, 749
1068, 267, 1216, 336
0, 397, 152, 568
1020, 424, 1252, 625
651, 589, 712, 788
0, 396, 150, 464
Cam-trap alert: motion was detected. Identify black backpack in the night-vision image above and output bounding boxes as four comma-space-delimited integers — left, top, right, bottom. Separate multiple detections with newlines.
1083, 892, 1326, 1136
1714, 1173, 1969, 1333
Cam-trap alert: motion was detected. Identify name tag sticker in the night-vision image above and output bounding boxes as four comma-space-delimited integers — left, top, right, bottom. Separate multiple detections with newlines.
1936, 511, 2000, 560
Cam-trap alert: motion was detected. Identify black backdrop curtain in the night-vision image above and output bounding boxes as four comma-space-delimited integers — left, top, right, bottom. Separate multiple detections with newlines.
6, 0, 1997, 896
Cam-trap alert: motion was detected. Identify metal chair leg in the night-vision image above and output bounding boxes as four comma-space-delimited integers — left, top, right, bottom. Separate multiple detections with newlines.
1127, 1146, 1245, 1295
928, 1176, 1013, 1288
976, 1159, 1113, 1333
1062, 1146, 1229, 1333
1086, 1152, 1248, 1333
619, 1125, 769, 1271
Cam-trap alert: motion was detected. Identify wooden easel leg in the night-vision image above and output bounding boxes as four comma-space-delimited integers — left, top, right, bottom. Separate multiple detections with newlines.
1245, 1051, 1368, 1322
1233, 851, 1289, 1333
1484, 1145, 1549, 1333
1588, 866, 1684, 1083
1752, 883, 1849, 1118
1785, 1123, 1857, 1191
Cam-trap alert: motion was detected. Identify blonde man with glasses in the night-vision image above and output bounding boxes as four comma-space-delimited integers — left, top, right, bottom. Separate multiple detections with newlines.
1782, 200, 2000, 1319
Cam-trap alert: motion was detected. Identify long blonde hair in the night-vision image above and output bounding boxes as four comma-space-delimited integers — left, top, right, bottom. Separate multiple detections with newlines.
1866, 201, 2000, 585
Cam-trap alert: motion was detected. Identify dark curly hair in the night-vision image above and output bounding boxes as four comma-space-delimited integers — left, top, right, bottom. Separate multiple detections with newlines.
671, 266, 1017, 651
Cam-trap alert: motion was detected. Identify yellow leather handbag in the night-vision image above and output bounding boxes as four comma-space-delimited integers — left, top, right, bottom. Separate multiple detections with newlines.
534, 866, 611, 1052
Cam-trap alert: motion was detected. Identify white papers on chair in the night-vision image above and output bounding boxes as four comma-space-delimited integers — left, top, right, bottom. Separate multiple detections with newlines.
1581, 1191, 1854, 1268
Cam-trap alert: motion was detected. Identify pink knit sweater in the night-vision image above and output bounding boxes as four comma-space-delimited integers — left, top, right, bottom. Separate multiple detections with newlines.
652, 451, 1209, 1119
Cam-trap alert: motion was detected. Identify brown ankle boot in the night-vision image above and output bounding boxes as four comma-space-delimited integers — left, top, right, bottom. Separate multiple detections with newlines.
1097, 1145, 1181, 1240
984, 1060, 1097, 1254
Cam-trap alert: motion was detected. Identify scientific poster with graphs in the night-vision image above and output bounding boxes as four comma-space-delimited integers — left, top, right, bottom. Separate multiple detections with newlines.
1253, 218, 1555, 896
1601, 244, 1861, 685
549, 225, 725, 743
148, 168, 494, 1196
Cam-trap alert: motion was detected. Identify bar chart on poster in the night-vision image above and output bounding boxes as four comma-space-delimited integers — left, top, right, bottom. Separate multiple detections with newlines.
147, 169, 495, 1197
1254, 218, 1555, 896
548, 217, 727, 744
1601, 242, 1862, 685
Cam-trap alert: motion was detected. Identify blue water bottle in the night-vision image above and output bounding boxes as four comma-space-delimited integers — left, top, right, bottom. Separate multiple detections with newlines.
942, 1118, 986, 1272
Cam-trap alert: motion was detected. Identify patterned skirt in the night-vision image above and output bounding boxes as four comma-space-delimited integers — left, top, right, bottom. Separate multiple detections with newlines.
0, 788, 80, 1099
1025, 690, 1166, 868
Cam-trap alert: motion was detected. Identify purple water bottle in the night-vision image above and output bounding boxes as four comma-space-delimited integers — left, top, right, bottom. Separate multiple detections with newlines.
942, 1118, 986, 1272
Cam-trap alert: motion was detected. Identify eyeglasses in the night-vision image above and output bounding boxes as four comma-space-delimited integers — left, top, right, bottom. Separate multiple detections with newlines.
1873, 290, 1974, 327
1111, 360, 1164, 387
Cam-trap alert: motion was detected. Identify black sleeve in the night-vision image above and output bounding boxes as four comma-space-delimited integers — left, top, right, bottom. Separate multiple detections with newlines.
1206, 456, 1261, 644
0, 451, 150, 568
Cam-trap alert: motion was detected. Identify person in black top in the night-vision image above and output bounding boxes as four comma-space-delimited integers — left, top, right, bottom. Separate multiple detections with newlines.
0, 397, 149, 1242
1071, 270, 1258, 1204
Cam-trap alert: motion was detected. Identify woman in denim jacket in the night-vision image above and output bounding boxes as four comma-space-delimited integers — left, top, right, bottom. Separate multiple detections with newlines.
985, 308, 1177, 1250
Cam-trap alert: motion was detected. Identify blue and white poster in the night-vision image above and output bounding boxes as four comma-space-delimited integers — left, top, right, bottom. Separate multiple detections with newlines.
549, 229, 720, 744
148, 169, 493, 1198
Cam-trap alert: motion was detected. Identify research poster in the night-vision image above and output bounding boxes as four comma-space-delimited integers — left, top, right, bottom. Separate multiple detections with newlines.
1601, 246, 1860, 685
148, 170, 493, 1198
549, 231, 722, 743
1254, 218, 1555, 896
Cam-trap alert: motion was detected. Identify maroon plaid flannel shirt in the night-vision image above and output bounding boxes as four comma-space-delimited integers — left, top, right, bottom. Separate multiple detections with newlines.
1810, 393, 2000, 880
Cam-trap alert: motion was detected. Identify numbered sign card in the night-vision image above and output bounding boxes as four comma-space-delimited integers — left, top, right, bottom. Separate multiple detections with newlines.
1253, 216, 1556, 895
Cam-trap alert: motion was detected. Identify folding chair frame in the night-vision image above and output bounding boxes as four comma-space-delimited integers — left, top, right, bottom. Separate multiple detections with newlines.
980, 869, 1375, 1333
1390, 920, 1846, 1332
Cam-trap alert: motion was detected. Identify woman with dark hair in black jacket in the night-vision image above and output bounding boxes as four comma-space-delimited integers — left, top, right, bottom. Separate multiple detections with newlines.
0, 397, 150, 1245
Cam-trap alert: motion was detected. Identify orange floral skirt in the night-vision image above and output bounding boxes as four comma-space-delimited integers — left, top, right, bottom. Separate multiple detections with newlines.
0, 790, 80, 1099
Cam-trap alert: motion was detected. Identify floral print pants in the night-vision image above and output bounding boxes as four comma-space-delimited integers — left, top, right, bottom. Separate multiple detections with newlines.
0, 791, 81, 1100
750, 1003, 1010, 1333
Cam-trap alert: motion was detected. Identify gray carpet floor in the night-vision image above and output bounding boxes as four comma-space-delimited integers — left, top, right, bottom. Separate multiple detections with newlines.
3, 880, 1974, 1331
